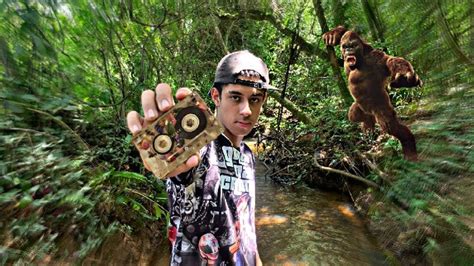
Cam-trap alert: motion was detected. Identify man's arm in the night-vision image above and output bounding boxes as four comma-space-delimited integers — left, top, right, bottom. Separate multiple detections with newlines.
126, 84, 200, 178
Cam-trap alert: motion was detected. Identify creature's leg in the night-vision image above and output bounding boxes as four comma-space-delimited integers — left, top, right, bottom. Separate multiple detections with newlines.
348, 103, 376, 132
376, 110, 418, 161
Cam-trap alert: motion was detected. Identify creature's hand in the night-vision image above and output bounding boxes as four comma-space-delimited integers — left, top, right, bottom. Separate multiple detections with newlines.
323, 26, 347, 46
126, 83, 200, 178
387, 57, 423, 88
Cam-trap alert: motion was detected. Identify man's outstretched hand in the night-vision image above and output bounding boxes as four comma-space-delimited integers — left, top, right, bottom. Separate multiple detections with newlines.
126, 83, 200, 178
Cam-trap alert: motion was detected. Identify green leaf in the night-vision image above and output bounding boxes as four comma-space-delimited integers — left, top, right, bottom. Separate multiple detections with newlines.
410, 199, 428, 210
61, 191, 93, 206
18, 194, 33, 208
0, 190, 19, 204
115, 195, 128, 205
130, 199, 146, 213
124, 134, 132, 145
153, 203, 162, 219
19, 94, 40, 103
112, 171, 148, 184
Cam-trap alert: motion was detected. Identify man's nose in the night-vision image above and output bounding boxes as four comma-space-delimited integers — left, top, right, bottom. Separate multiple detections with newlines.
240, 101, 252, 117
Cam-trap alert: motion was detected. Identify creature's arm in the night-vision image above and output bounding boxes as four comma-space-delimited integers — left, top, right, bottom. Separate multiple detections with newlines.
323, 26, 347, 46
386, 56, 423, 88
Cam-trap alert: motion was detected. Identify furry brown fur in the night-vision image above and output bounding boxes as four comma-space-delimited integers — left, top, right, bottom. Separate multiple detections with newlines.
323, 26, 422, 161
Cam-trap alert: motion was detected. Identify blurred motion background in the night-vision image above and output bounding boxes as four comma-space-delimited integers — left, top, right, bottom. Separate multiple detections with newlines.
0, 0, 472, 264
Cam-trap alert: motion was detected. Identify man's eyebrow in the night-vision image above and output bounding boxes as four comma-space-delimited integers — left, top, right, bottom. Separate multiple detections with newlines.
227, 90, 243, 95
251, 92, 265, 97
227, 90, 265, 97
227, 91, 265, 96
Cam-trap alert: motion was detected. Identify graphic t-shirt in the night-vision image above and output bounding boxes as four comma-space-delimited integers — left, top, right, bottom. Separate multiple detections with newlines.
166, 134, 258, 265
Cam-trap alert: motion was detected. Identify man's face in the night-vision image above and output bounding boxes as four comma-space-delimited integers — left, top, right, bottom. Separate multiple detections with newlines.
211, 75, 266, 145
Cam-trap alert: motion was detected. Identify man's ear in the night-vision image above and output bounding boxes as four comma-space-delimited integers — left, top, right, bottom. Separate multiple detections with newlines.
210, 87, 220, 107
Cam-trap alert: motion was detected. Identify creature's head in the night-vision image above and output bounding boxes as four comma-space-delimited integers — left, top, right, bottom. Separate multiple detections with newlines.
340, 31, 370, 70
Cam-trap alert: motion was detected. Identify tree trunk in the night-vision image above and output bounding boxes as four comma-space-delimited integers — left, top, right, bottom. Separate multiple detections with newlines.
331, 0, 346, 27
312, 0, 352, 105
277, 33, 298, 131
212, 16, 229, 55
267, 90, 316, 126
0, 36, 18, 79
360, 0, 385, 43
470, 0, 474, 59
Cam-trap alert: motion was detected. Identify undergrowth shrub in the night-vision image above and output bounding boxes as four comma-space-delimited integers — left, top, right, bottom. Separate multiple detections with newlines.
0, 100, 168, 263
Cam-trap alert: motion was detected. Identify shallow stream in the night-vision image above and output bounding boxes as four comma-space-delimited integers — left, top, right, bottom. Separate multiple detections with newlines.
85, 162, 388, 265
255, 163, 387, 265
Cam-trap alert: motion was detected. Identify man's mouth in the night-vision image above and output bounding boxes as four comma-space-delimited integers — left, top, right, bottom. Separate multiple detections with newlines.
236, 121, 252, 128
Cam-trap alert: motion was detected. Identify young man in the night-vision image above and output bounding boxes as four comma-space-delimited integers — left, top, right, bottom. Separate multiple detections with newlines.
127, 50, 270, 265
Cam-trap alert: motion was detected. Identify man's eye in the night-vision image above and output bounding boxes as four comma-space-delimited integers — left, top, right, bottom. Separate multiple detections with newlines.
250, 97, 261, 104
230, 96, 241, 102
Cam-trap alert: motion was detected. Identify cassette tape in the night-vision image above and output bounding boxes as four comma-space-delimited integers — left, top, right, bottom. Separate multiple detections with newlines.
132, 91, 224, 179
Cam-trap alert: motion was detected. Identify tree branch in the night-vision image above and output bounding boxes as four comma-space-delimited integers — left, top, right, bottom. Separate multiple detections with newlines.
216, 5, 352, 104
313, 151, 380, 189
267, 89, 316, 126
212, 16, 229, 54
99, 49, 117, 109
215, 9, 329, 60
126, 0, 167, 28
435, 0, 474, 68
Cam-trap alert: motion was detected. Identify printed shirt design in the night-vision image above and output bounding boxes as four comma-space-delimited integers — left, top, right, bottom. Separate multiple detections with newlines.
166, 134, 258, 265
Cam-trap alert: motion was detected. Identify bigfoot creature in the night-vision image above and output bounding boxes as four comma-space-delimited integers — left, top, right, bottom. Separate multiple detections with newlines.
323, 26, 422, 161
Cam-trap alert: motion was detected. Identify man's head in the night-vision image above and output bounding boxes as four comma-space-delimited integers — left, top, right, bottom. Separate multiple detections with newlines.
210, 50, 270, 146
212, 50, 270, 95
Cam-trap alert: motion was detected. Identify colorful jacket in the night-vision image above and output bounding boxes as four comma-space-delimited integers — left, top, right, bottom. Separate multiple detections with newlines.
166, 134, 258, 265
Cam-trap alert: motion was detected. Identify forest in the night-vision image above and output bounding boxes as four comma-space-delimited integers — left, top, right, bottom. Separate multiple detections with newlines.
1, 0, 473, 264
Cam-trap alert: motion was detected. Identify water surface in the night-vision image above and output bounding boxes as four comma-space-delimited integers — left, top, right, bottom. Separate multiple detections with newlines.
255, 164, 387, 265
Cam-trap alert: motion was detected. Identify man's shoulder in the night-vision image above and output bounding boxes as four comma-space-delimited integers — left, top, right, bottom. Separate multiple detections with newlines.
242, 141, 254, 155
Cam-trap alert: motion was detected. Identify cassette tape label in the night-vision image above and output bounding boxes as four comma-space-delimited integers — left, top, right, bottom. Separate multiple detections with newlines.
132, 91, 224, 179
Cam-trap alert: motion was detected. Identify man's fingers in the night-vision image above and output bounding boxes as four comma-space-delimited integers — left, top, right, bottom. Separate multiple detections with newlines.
164, 154, 200, 178
127, 111, 143, 135
176, 87, 193, 101
155, 83, 175, 113
140, 84, 193, 123
185, 154, 200, 168
142, 90, 159, 121
135, 84, 201, 179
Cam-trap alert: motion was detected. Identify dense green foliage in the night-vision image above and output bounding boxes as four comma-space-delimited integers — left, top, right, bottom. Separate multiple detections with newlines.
1, 0, 472, 264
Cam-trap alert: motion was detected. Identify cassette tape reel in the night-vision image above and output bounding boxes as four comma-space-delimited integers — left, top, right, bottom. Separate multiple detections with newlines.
132, 91, 224, 179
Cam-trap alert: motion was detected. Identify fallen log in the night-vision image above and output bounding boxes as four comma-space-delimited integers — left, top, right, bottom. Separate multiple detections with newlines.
313, 150, 380, 189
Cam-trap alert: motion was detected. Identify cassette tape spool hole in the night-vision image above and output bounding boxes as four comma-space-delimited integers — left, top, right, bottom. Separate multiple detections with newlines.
176, 107, 207, 139
153, 134, 174, 154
